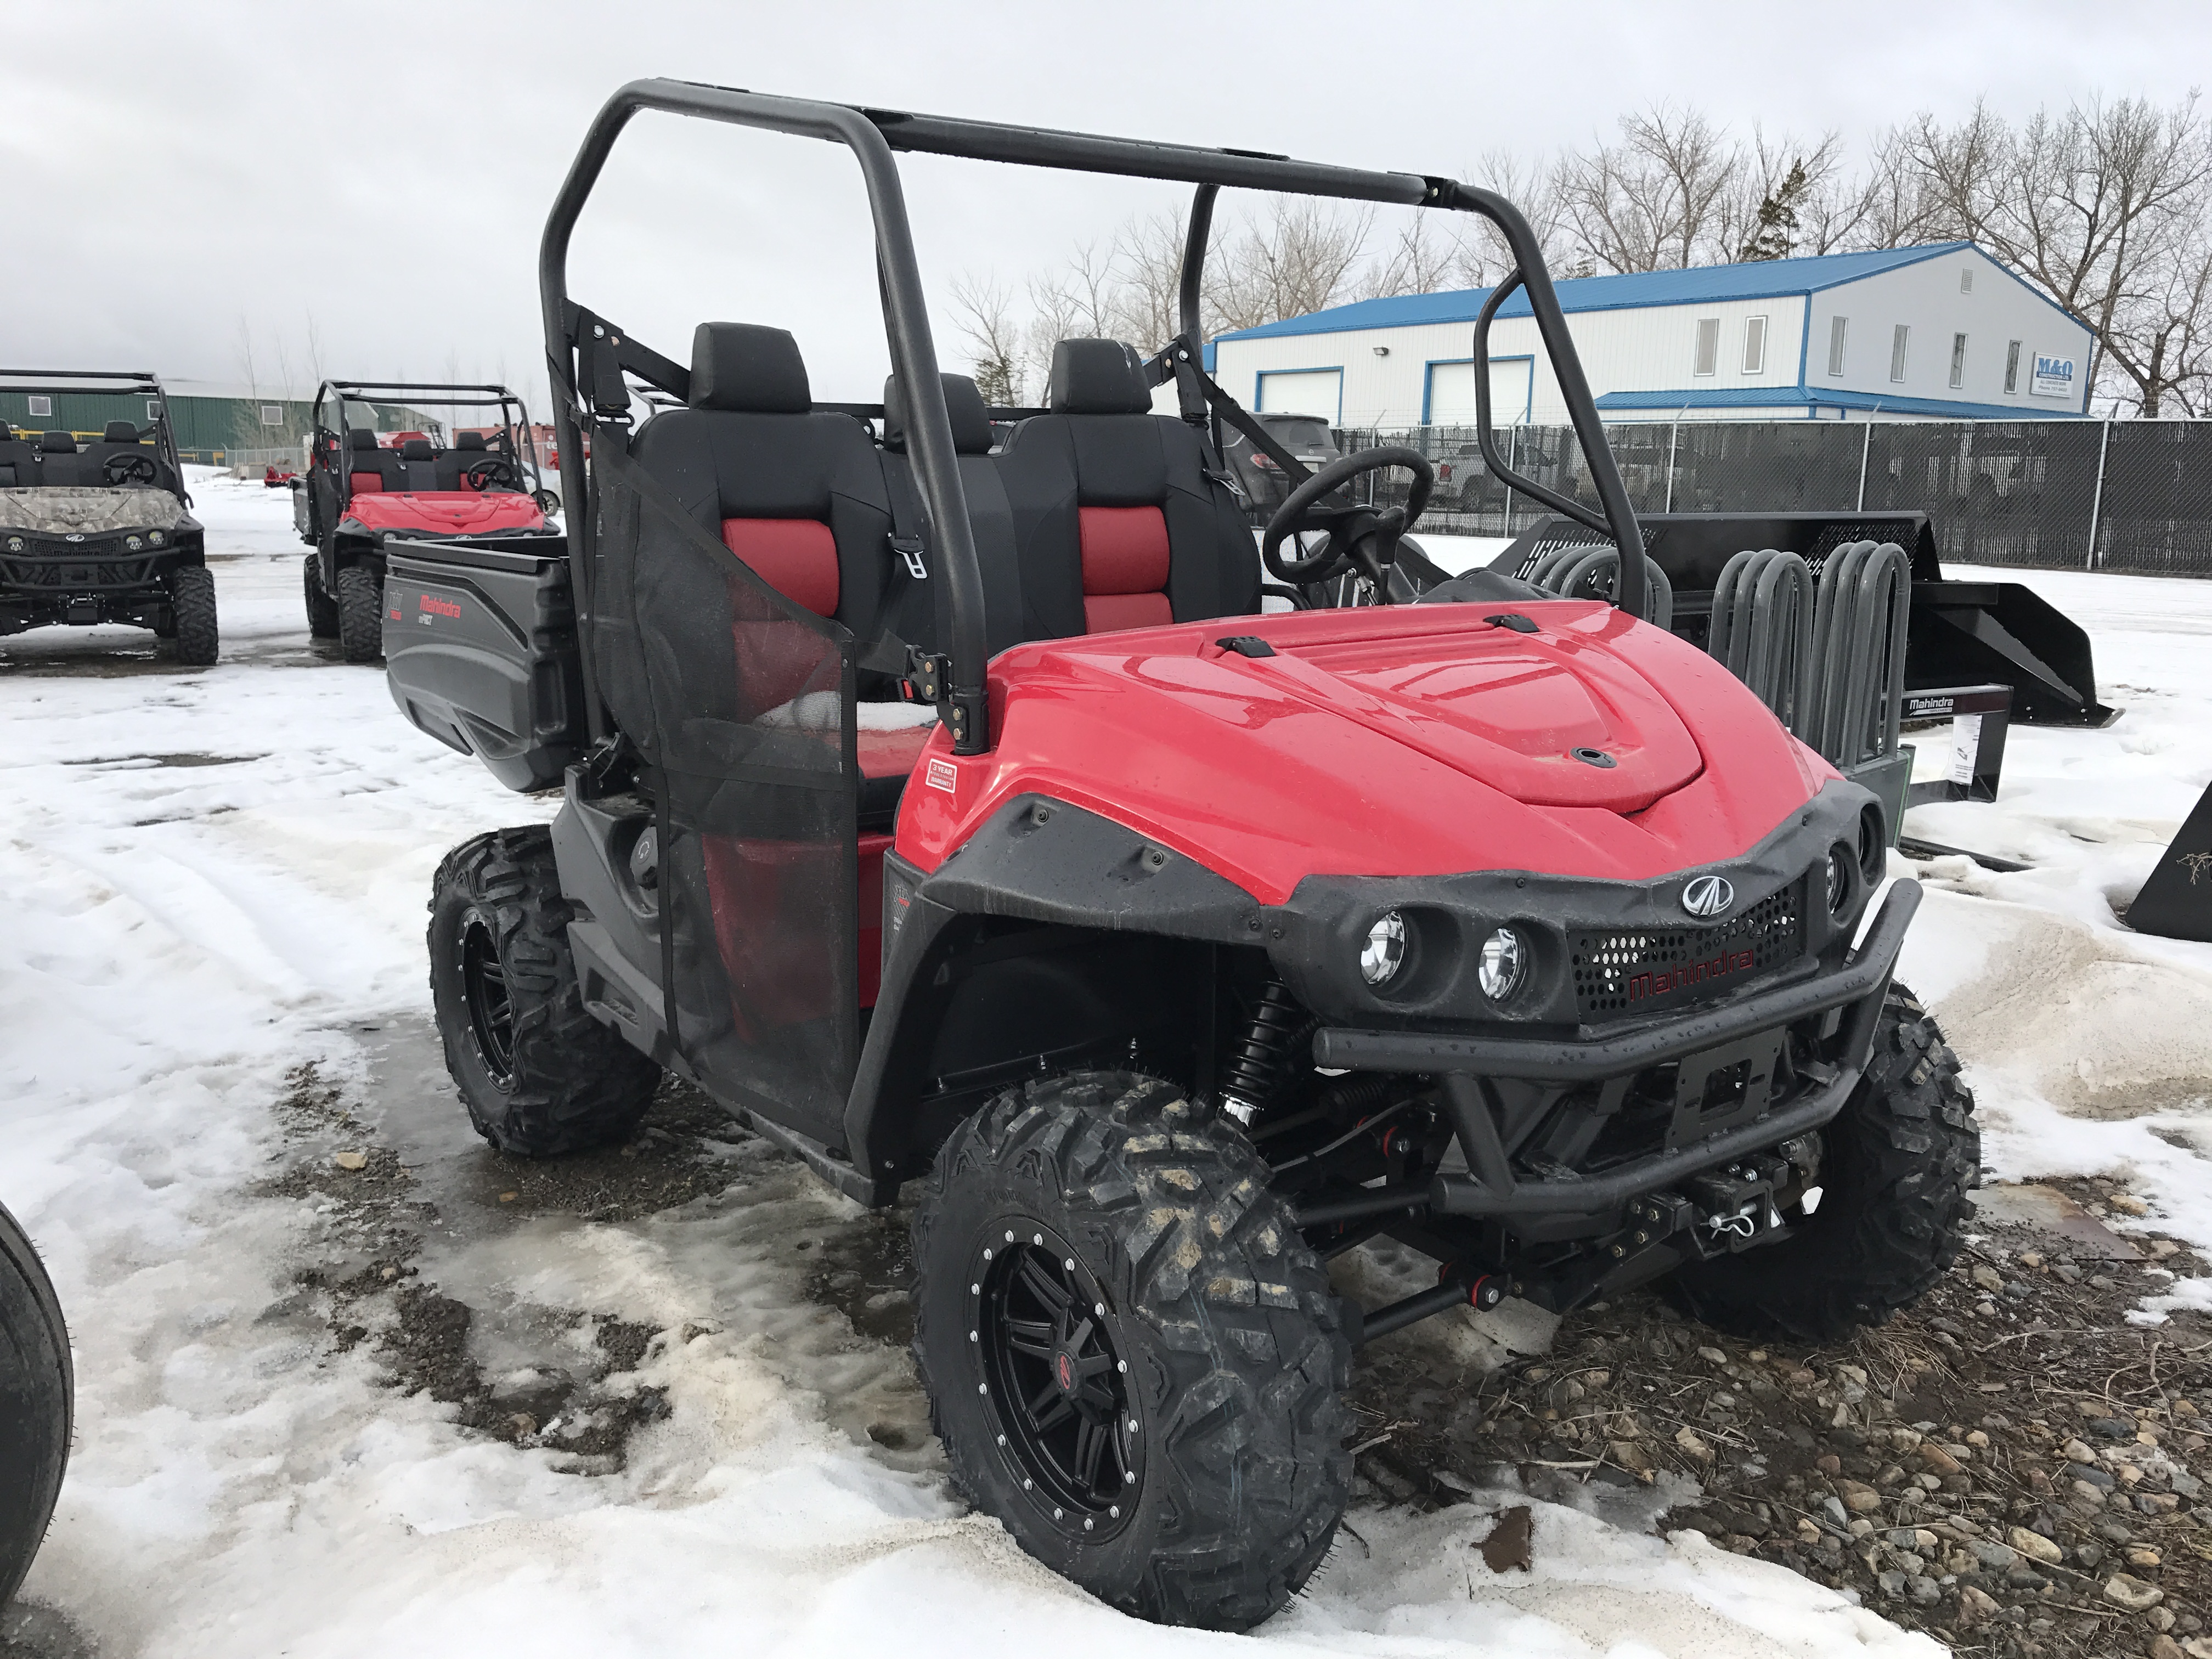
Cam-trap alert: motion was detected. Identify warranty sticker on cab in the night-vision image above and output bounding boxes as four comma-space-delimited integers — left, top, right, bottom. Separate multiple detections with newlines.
924, 757, 958, 795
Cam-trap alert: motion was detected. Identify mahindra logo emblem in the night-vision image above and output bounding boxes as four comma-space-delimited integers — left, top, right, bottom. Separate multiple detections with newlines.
65, 533, 84, 542
1056, 1352, 1074, 1391
1682, 876, 1736, 918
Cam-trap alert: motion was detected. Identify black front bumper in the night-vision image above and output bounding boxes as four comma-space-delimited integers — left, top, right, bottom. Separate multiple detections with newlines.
0, 540, 199, 633
1294, 879, 1919, 1224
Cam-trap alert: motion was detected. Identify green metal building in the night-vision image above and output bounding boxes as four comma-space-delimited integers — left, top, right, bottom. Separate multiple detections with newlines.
0, 379, 442, 465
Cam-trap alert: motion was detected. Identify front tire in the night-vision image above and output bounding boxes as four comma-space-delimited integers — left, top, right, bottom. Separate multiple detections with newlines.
1670, 982, 1979, 1341
428, 826, 659, 1155
334, 563, 382, 663
911, 1072, 1351, 1631
168, 565, 219, 666
303, 555, 339, 638
0, 1200, 71, 1610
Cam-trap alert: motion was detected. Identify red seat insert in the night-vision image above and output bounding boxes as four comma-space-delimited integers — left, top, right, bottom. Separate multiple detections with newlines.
1080, 504, 1171, 633
349, 472, 386, 494
722, 517, 839, 617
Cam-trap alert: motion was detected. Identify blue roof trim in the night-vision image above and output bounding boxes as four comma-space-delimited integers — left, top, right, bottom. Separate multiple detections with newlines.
1212, 241, 2087, 344
1594, 386, 2086, 420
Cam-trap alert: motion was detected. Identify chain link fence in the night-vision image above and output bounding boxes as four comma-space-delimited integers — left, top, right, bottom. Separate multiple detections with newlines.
1310, 417, 2212, 577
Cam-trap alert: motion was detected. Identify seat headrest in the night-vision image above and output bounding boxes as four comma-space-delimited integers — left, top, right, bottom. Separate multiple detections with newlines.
1048, 338, 1153, 414
102, 420, 139, 443
400, 439, 435, 461
692, 322, 811, 413
347, 428, 382, 452
881, 373, 994, 456
39, 430, 77, 454
455, 431, 487, 451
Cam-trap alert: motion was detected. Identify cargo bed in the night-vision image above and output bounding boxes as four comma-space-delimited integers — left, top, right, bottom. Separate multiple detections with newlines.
381, 534, 585, 791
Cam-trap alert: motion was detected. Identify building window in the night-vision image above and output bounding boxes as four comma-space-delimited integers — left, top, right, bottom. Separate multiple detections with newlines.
1742, 315, 1768, 374
260, 404, 283, 426
1960, 267, 1974, 294
2005, 340, 2023, 394
1889, 325, 1911, 383
26, 394, 51, 417
1693, 318, 1720, 376
1949, 334, 1968, 390
1827, 317, 1848, 376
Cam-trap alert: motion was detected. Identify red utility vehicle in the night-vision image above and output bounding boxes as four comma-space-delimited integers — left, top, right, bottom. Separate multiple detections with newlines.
388, 86, 1977, 1631
293, 380, 560, 661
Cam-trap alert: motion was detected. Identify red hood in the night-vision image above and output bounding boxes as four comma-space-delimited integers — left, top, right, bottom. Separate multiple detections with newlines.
896, 602, 1835, 905
341, 490, 545, 537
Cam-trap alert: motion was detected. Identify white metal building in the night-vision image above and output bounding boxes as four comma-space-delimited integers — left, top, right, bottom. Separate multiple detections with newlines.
1207, 242, 2094, 428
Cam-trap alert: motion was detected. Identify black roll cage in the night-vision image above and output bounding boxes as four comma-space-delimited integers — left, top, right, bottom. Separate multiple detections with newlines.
0, 368, 190, 505
539, 81, 1644, 758
309, 378, 548, 497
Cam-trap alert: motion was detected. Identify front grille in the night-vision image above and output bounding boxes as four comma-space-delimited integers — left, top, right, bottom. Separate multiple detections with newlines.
1570, 879, 1804, 1021
0, 554, 157, 590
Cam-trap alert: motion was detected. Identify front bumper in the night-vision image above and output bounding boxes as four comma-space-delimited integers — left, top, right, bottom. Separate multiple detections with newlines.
1293, 878, 1918, 1225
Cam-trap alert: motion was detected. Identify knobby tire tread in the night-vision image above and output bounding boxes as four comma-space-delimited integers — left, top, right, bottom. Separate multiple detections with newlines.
428, 826, 658, 1156
911, 1071, 1352, 1631
1671, 983, 1980, 1342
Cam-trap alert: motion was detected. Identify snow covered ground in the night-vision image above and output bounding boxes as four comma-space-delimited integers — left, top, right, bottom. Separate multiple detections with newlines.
0, 471, 2204, 1656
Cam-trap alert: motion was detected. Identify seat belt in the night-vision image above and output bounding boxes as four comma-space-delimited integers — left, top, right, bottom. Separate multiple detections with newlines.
1143, 335, 1317, 486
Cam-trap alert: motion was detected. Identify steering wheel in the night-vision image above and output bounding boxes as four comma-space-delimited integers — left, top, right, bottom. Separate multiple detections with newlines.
103, 452, 159, 485
1260, 446, 1435, 602
464, 456, 522, 492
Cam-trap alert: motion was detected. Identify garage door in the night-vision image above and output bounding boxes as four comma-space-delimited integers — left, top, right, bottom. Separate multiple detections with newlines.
1255, 369, 1342, 421
1425, 358, 1532, 426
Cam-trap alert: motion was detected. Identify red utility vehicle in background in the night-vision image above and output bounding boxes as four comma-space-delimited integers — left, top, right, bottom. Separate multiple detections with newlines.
292, 380, 561, 661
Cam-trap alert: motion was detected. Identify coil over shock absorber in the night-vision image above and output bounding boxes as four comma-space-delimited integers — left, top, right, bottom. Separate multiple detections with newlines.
1220, 980, 1316, 1125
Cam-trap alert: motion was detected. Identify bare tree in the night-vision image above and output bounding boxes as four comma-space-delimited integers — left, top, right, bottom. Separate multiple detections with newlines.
1463, 147, 1578, 279
1211, 199, 1374, 331
2103, 200, 2212, 415
948, 273, 1029, 405
1558, 104, 1742, 272
1358, 215, 1470, 299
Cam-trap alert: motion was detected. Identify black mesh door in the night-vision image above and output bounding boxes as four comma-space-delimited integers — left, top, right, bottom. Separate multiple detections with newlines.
595, 444, 860, 1136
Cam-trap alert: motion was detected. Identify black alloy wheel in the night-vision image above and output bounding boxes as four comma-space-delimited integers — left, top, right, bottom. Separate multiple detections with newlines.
458, 911, 518, 1088
973, 1221, 1140, 1539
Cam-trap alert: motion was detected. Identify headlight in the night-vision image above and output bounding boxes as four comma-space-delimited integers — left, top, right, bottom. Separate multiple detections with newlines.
125, 534, 144, 551
1359, 912, 1407, 986
148, 529, 166, 545
1826, 846, 1853, 915
1477, 927, 1526, 1001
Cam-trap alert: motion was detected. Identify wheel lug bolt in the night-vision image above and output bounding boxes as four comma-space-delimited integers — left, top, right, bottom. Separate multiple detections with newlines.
1032, 1234, 1042, 1246
1084, 1519, 1094, 1531
1005, 1231, 1015, 1243
1053, 1507, 1063, 1520
1110, 1505, 1120, 1518
1117, 1360, 1127, 1373
978, 1384, 988, 1395
1064, 1258, 1074, 1271
969, 1331, 977, 1342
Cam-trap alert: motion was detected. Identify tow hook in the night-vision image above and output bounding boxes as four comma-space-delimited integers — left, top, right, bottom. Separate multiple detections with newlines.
1684, 1157, 1795, 1253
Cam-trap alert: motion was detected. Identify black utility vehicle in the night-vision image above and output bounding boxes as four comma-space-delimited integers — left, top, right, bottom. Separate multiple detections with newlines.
0, 370, 215, 662
295, 381, 560, 662
391, 86, 1975, 1632
1223, 411, 1341, 512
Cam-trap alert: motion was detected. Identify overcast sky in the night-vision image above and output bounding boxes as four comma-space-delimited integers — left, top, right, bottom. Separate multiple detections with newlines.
5, 1, 2207, 417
